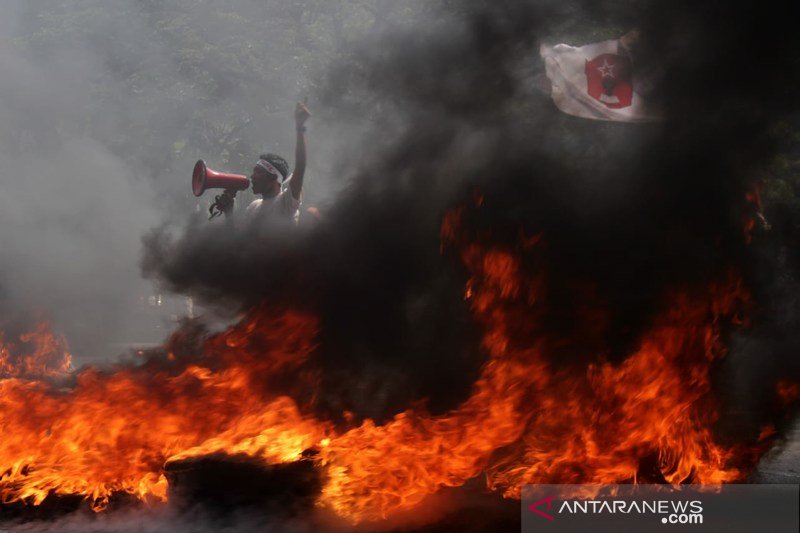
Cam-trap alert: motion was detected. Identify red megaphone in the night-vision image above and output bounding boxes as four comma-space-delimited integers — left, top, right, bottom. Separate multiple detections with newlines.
192, 159, 250, 197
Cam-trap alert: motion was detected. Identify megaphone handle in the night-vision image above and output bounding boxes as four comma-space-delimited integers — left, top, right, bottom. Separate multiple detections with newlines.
208, 188, 237, 220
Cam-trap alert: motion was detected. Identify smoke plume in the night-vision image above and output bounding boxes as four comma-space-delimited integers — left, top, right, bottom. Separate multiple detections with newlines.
143, 0, 800, 433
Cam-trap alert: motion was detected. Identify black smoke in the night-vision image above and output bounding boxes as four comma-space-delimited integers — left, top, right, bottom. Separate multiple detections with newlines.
143, 0, 800, 439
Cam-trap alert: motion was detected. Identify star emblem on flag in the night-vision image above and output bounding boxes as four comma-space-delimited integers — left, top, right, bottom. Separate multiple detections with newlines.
584, 53, 633, 108
597, 58, 615, 78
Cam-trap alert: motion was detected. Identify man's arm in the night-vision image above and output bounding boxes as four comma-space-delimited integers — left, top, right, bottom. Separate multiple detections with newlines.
290, 101, 311, 201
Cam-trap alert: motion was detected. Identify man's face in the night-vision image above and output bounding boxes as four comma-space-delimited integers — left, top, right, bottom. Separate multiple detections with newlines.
250, 166, 280, 197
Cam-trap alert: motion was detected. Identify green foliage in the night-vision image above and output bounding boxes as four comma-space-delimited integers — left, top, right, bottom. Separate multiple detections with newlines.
7, 1, 798, 218
8, 1, 429, 210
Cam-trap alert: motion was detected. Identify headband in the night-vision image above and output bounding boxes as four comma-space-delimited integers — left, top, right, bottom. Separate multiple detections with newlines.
255, 158, 286, 182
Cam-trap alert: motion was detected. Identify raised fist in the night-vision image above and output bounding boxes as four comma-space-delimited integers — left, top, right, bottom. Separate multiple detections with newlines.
295, 101, 311, 128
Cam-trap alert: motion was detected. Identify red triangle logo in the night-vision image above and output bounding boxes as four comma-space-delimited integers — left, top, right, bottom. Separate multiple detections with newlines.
527, 495, 555, 521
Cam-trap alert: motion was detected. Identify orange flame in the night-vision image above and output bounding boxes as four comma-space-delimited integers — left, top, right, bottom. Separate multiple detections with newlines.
1, 310, 328, 509
0, 321, 72, 379
0, 205, 778, 524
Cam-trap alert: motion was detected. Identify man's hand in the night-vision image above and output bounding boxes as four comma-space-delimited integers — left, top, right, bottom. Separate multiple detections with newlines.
209, 188, 236, 219
295, 101, 311, 130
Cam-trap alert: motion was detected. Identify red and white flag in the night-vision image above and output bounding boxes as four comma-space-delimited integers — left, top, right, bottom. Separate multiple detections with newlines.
539, 39, 661, 122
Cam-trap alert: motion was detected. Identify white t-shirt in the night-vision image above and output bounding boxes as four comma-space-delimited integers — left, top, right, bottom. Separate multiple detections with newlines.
244, 177, 300, 224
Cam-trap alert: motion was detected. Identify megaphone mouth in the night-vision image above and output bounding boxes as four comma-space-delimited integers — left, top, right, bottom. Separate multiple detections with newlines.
192, 160, 207, 197
191, 159, 250, 197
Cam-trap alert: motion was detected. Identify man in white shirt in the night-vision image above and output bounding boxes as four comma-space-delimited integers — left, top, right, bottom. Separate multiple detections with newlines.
244, 153, 301, 224
247, 101, 310, 224
221, 102, 310, 224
